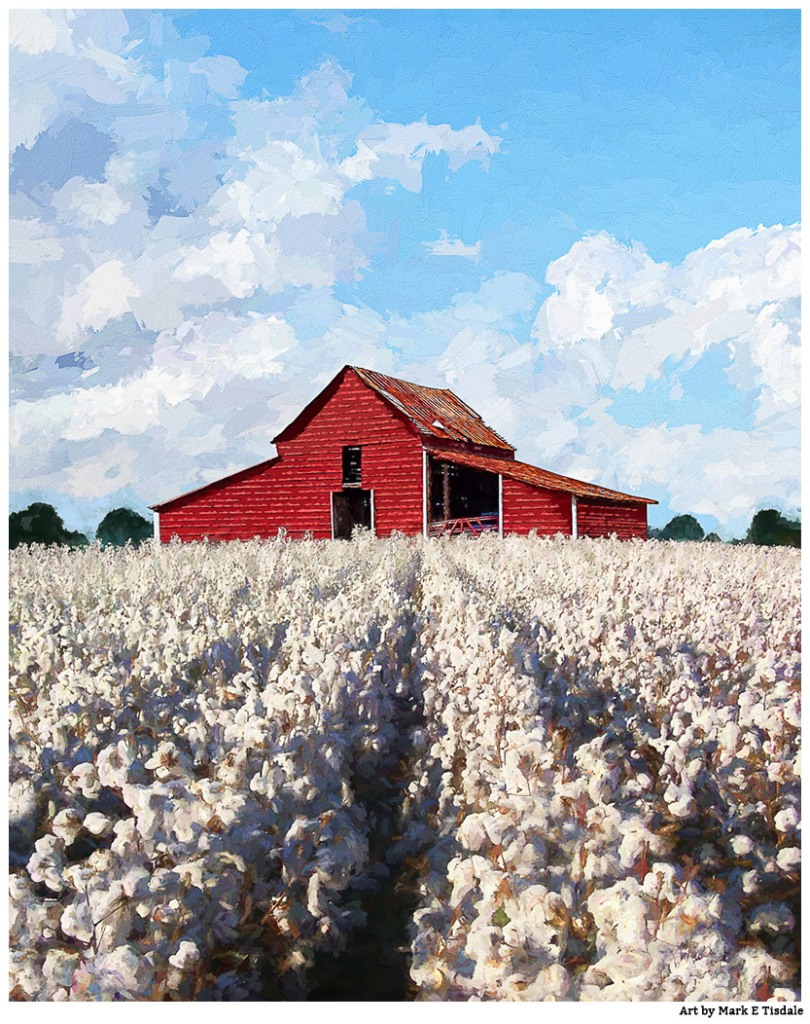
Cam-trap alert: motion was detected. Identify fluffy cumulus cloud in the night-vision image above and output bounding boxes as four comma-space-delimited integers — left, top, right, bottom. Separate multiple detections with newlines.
525, 224, 800, 531
9, 9, 800, 538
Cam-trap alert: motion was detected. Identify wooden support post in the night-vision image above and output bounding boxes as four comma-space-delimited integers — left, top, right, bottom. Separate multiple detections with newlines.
571, 495, 578, 539
442, 462, 450, 522
422, 450, 429, 538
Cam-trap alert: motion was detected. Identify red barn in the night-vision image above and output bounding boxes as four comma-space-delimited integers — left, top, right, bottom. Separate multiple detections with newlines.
150, 365, 656, 542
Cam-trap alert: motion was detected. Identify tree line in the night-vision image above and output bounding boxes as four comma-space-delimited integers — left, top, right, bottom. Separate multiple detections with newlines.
649, 511, 800, 548
9, 502, 801, 550
9, 504, 152, 550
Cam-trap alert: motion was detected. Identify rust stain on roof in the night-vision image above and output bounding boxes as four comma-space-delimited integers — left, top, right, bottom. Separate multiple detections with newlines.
353, 366, 514, 451
425, 446, 657, 504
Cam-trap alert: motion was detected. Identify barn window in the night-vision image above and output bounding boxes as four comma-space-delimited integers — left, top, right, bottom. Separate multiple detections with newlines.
342, 446, 362, 487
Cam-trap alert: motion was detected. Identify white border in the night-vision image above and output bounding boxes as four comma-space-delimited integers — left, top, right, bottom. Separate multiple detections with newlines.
572, 495, 578, 539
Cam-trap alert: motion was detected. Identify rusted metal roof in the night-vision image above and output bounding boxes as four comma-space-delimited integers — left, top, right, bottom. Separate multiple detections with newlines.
425, 446, 657, 504
353, 367, 514, 451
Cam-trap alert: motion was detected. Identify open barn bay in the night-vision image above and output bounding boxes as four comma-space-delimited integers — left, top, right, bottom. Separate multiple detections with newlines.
9, 534, 800, 1001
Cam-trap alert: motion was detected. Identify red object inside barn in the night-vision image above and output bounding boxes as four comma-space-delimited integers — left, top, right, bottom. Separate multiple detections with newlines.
150, 365, 656, 542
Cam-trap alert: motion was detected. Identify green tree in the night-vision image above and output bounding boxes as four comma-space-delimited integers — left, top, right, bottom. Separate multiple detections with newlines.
745, 509, 801, 548
660, 514, 705, 542
96, 508, 153, 547
9, 503, 88, 549
705, 532, 722, 543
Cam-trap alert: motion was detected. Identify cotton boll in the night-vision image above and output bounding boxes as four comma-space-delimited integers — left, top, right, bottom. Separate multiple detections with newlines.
61, 897, 95, 944
729, 834, 755, 857
169, 940, 201, 970
52, 807, 85, 843
27, 835, 67, 892
457, 813, 489, 852
83, 812, 113, 837
71, 762, 101, 799
776, 846, 800, 872
774, 806, 800, 833
43, 949, 81, 991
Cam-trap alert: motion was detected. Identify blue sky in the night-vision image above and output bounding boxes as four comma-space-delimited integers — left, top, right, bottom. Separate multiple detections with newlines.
9, 9, 800, 538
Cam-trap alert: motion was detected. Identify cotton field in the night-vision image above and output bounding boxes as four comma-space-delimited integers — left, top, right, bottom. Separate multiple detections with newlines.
9, 533, 801, 1001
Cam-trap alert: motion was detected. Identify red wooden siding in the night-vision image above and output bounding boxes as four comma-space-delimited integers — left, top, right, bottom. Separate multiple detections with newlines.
501, 478, 573, 536
159, 370, 424, 542
577, 499, 647, 540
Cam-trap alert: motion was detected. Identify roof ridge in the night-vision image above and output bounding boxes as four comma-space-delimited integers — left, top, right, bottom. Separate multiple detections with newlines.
352, 366, 513, 450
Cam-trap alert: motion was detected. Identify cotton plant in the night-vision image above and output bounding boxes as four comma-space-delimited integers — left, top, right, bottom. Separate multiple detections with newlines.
9, 534, 799, 1001
10, 535, 424, 1000
404, 536, 799, 1001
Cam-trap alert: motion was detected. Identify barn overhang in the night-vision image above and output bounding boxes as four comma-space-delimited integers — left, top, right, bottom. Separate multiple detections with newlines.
423, 446, 657, 505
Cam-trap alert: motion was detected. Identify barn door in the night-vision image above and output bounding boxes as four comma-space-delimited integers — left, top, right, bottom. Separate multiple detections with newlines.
332, 490, 372, 539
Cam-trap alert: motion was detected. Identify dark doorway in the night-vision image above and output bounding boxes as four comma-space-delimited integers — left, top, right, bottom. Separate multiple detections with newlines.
429, 459, 498, 522
333, 490, 372, 539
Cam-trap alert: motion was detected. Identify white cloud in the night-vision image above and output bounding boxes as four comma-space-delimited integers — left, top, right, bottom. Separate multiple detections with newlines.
10, 10, 70, 56
339, 121, 501, 192
58, 260, 141, 340
424, 231, 482, 261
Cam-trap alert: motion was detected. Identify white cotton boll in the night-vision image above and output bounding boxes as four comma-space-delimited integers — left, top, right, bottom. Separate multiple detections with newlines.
783, 698, 800, 729
775, 807, 800, 833
52, 807, 85, 843
71, 762, 101, 799
122, 866, 151, 899
729, 834, 755, 857
482, 812, 513, 847
144, 741, 192, 780
10, 951, 45, 999
772, 989, 798, 1002
61, 897, 95, 944
93, 944, 152, 996
110, 818, 140, 856
741, 870, 760, 895
457, 813, 488, 852
663, 779, 695, 818
169, 940, 201, 970
96, 741, 134, 789
447, 857, 478, 908
82, 812, 113, 837
43, 949, 81, 991
306, 871, 330, 918
27, 835, 67, 892
776, 846, 800, 872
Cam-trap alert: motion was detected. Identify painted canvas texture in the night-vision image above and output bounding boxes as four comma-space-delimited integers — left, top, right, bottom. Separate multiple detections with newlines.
9, 9, 800, 1004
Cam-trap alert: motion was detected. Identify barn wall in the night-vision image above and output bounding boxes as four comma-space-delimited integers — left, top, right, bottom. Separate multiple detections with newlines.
577, 499, 648, 540
159, 371, 424, 541
502, 478, 573, 536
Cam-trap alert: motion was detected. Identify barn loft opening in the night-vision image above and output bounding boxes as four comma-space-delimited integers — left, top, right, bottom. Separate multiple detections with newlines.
428, 454, 499, 536
342, 445, 362, 487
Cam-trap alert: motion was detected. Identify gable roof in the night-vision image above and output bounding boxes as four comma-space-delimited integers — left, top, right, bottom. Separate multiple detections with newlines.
353, 367, 514, 451
273, 365, 514, 451
425, 445, 657, 504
